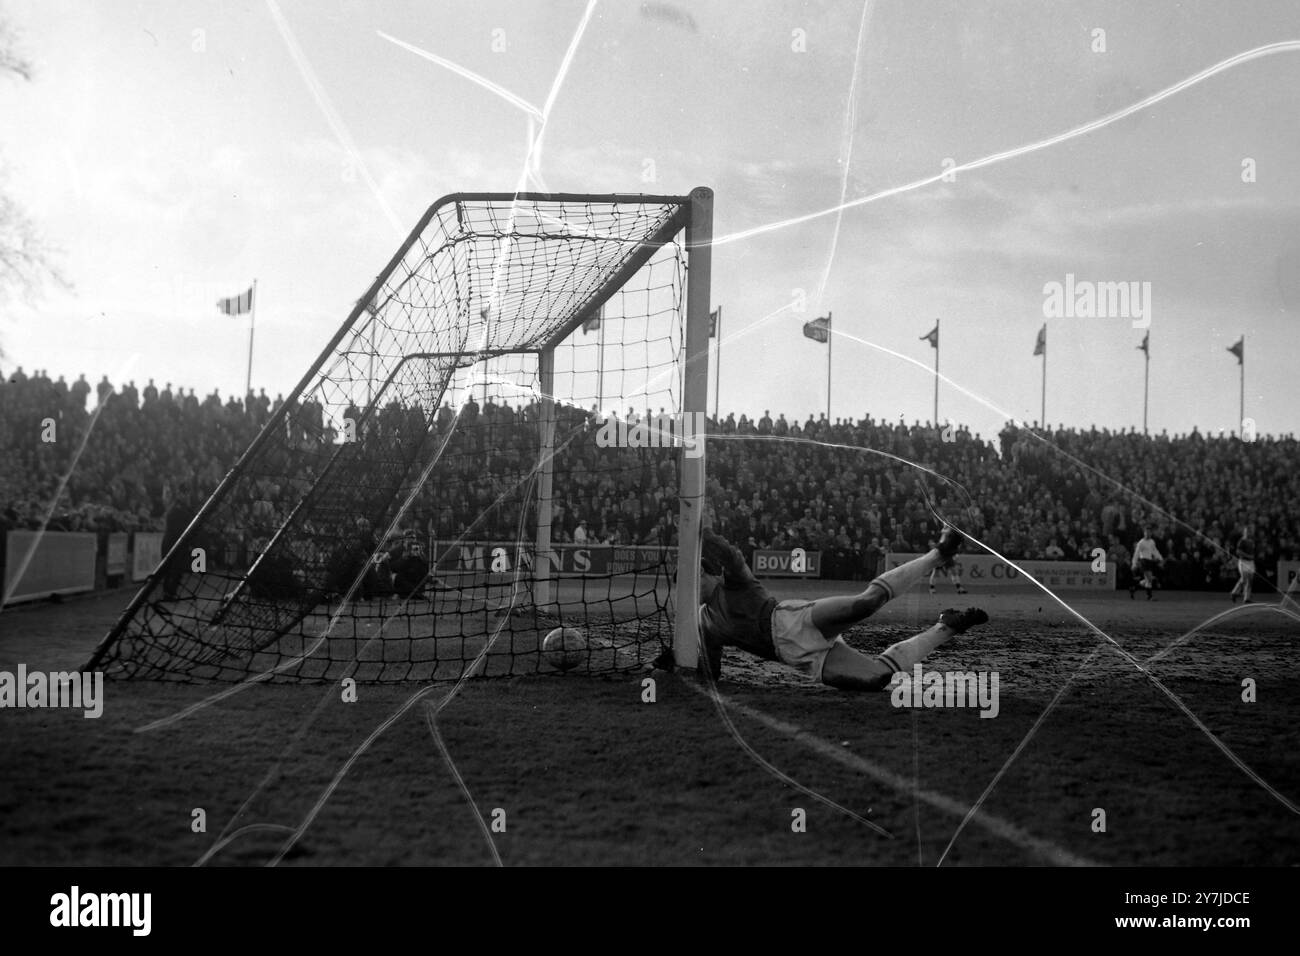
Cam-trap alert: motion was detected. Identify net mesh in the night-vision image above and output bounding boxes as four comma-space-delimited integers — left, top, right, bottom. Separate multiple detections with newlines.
89, 194, 694, 682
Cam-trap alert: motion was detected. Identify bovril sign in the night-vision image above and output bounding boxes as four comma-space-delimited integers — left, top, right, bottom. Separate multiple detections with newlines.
1279, 560, 1300, 593
885, 553, 1115, 590
753, 548, 821, 578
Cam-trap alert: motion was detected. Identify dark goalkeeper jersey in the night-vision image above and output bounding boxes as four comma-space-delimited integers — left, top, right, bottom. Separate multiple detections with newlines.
699, 577, 778, 677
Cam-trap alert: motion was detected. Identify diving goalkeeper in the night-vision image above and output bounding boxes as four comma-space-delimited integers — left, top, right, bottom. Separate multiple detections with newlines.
693, 526, 987, 691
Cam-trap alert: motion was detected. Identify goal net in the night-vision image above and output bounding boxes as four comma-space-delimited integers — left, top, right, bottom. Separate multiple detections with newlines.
88, 190, 713, 682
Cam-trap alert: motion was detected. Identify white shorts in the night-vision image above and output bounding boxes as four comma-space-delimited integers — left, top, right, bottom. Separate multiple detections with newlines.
1238, 559, 1256, 576
770, 600, 843, 682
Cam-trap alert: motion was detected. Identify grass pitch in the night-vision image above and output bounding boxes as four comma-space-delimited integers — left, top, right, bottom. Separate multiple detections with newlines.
1, 582, 1297, 865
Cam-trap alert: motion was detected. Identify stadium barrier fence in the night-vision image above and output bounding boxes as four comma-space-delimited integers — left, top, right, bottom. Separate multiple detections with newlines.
885, 552, 1117, 590
2, 530, 160, 607
5, 532, 1287, 608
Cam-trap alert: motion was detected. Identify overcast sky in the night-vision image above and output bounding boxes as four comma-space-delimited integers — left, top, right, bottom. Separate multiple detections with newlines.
2, 0, 1298, 441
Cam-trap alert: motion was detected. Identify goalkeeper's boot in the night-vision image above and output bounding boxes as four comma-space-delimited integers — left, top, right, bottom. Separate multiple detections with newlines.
935, 526, 965, 568
939, 607, 988, 634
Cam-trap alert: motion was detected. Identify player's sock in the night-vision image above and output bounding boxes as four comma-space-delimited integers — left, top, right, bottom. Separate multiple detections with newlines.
877, 623, 954, 673
868, 550, 943, 603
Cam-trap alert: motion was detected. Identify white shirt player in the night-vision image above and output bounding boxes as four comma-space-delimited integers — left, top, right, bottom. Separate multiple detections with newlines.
1133, 536, 1162, 563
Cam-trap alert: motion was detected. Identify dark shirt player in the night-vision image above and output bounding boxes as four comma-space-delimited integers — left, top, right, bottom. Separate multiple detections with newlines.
694, 527, 987, 691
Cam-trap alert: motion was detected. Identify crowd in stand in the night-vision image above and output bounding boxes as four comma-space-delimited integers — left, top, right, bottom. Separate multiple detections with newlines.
704, 411, 1298, 588
0, 367, 275, 536
2, 365, 1296, 591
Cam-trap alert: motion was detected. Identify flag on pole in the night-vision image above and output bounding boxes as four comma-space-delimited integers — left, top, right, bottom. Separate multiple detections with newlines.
920, 323, 939, 349
1033, 324, 1046, 356
802, 315, 831, 343
582, 305, 603, 335
1137, 331, 1149, 354
1227, 336, 1244, 364
709, 307, 720, 338
217, 286, 254, 316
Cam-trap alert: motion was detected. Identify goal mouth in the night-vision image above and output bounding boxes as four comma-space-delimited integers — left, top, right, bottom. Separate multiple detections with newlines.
89, 190, 713, 683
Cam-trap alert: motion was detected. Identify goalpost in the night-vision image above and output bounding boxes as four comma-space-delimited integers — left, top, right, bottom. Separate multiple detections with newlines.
87, 189, 712, 682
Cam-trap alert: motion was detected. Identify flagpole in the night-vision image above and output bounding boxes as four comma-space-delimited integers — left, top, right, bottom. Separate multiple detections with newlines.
1143, 337, 1150, 435
1040, 327, 1046, 430
826, 311, 833, 422
1239, 335, 1245, 434
713, 306, 721, 421
245, 278, 257, 398
933, 318, 940, 425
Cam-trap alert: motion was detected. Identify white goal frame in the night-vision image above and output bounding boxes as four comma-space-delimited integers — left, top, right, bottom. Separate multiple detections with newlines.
527, 187, 711, 670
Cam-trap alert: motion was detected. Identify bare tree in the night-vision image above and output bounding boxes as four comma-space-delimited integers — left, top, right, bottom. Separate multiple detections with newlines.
0, 12, 30, 78
0, 11, 64, 357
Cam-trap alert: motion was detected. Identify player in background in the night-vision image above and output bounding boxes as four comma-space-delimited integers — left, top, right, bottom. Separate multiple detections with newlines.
388, 530, 430, 600
927, 532, 968, 595
692, 526, 988, 691
159, 483, 196, 601
1229, 524, 1255, 604
1129, 526, 1163, 600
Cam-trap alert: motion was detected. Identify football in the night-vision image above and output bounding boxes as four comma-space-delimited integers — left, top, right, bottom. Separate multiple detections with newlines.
541, 626, 587, 671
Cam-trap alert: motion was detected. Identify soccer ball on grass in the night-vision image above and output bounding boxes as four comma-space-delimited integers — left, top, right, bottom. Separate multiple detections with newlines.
541, 626, 587, 672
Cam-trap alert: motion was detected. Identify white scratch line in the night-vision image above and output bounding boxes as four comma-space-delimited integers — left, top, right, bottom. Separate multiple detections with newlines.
686, 681, 1097, 867
815, 0, 874, 310
2, 354, 139, 608
267, 0, 403, 236
715, 39, 1300, 247
377, 30, 543, 119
